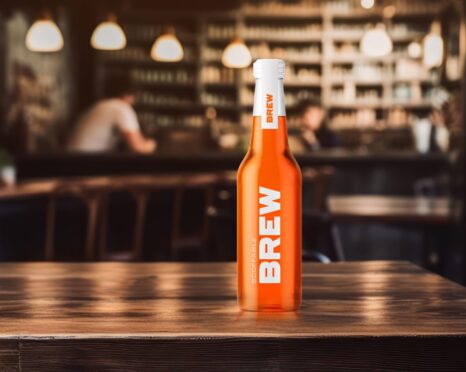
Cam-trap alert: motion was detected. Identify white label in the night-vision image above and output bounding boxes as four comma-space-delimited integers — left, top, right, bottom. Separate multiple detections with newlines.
253, 78, 285, 129
258, 186, 281, 284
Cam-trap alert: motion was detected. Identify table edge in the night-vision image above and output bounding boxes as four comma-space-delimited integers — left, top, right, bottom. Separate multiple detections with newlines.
1, 332, 466, 340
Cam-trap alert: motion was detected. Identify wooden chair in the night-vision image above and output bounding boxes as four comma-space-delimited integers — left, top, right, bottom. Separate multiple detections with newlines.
208, 171, 237, 260
302, 167, 345, 262
170, 173, 220, 260
209, 169, 343, 262
97, 175, 183, 261
45, 178, 109, 261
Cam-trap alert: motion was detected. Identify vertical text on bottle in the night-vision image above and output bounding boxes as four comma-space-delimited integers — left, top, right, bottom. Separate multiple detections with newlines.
262, 94, 277, 129
258, 186, 281, 283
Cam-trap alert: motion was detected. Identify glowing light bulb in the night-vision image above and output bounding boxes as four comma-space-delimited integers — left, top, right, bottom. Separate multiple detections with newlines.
360, 24, 392, 58
91, 14, 126, 51
222, 38, 252, 68
151, 28, 184, 62
360, 0, 375, 10
26, 12, 64, 52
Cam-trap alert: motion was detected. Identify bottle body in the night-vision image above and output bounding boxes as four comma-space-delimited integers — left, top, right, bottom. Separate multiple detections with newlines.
237, 60, 302, 311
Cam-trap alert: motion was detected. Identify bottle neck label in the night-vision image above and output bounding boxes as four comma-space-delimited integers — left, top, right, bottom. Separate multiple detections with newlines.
253, 78, 286, 130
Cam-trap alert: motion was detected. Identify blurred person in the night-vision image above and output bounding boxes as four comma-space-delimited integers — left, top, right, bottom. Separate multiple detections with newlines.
68, 75, 156, 153
298, 99, 340, 150
3, 63, 56, 153
422, 87, 454, 153
428, 108, 450, 153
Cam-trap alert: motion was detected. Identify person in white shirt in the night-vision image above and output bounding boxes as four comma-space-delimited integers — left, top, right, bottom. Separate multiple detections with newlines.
68, 76, 156, 153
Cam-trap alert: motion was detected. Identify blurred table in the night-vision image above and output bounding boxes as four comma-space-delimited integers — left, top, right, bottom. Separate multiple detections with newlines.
0, 175, 219, 261
0, 180, 56, 200
0, 262, 465, 371
329, 195, 454, 225
0, 175, 187, 201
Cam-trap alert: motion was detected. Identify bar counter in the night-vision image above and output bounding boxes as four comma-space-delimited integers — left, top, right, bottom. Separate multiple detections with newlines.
14, 150, 451, 195
15, 148, 455, 195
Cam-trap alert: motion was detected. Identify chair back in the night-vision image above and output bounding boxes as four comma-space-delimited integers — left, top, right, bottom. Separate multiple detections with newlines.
170, 173, 220, 259
302, 167, 335, 212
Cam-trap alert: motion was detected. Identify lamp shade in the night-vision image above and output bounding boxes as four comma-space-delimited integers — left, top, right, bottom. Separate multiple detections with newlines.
360, 24, 392, 57
423, 22, 443, 68
151, 28, 184, 62
26, 12, 64, 52
222, 38, 252, 68
91, 15, 126, 50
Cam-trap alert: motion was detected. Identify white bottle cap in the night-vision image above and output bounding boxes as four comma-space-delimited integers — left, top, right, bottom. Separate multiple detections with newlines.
253, 59, 285, 80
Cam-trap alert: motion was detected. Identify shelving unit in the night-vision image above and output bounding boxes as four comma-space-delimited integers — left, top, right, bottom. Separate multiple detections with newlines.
94, 0, 448, 141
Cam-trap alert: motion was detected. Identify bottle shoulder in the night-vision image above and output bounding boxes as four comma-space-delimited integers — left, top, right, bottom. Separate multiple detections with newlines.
238, 149, 301, 173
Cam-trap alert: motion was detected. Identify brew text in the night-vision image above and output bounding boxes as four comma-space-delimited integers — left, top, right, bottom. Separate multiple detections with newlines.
258, 186, 281, 283
262, 94, 277, 129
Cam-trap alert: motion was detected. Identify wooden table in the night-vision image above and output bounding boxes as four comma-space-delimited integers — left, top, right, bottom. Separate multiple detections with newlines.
0, 175, 186, 201
0, 173, 238, 200
0, 262, 465, 371
0, 180, 56, 200
329, 195, 454, 225
0, 175, 217, 261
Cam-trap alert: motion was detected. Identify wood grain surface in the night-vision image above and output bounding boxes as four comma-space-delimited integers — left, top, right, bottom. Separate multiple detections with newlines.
0, 261, 465, 371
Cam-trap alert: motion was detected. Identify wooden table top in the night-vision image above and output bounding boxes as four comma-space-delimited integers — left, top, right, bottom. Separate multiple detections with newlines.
329, 195, 454, 225
0, 261, 464, 337
0, 262, 465, 370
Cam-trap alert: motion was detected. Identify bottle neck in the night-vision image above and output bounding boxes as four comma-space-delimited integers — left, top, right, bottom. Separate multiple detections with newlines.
250, 78, 288, 154
250, 116, 288, 154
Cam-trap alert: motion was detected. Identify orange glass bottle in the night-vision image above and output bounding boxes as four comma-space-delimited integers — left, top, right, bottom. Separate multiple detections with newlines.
237, 59, 302, 311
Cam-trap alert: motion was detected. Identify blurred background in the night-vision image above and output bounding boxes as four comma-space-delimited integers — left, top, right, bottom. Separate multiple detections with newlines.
0, 0, 464, 282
